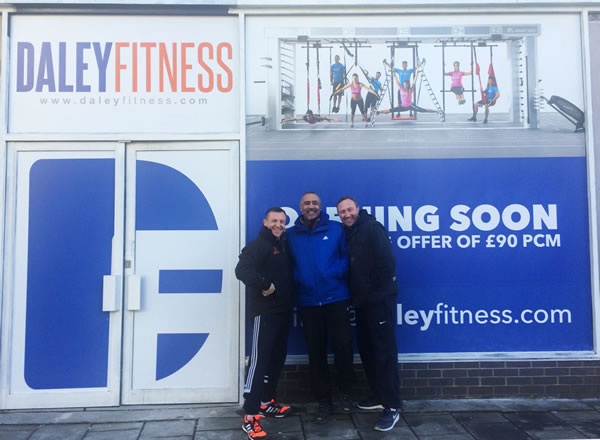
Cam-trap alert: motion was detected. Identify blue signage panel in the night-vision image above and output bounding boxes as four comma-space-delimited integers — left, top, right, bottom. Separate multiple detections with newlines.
25, 159, 114, 389
246, 157, 592, 354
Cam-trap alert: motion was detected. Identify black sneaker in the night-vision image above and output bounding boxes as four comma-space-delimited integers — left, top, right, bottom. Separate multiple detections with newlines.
467, 116, 477, 122
312, 402, 332, 424
375, 408, 400, 431
242, 414, 268, 439
357, 397, 384, 410
259, 399, 292, 418
483, 119, 488, 124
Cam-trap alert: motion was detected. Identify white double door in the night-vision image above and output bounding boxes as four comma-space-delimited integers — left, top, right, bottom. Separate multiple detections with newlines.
1, 141, 240, 409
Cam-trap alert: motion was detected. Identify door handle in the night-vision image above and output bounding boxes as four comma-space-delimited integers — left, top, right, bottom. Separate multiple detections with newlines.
102, 275, 121, 312
127, 275, 141, 311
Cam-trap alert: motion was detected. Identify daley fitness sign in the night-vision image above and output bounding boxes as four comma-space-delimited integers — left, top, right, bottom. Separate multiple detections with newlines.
8, 15, 239, 133
247, 157, 594, 354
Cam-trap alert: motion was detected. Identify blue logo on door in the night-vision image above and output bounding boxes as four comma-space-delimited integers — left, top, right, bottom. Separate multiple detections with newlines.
25, 159, 115, 389
136, 160, 221, 381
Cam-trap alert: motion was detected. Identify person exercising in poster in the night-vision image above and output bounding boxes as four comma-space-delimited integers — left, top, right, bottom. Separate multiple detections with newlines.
330, 55, 346, 113
468, 76, 500, 124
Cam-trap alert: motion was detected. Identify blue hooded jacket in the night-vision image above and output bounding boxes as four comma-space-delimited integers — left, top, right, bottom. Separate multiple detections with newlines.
286, 212, 350, 307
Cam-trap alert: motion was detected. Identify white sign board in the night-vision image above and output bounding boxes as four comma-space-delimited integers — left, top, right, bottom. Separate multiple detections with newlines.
9, 15, 240, 134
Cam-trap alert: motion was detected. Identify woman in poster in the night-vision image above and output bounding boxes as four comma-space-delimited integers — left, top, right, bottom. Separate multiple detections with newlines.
334, 73, 377, 127
445, 61, 471, 104
378, 70, 443, 117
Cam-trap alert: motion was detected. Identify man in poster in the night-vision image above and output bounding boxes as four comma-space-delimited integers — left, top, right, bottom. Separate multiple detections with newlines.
337, 195, 402, 432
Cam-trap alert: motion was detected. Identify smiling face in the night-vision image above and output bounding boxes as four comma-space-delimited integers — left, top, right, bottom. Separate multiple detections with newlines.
263, 211, 286, 238
337, 198, 359, 227
299, 193, 321, 221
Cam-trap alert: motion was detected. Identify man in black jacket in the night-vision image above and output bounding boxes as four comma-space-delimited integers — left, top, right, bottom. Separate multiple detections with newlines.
235, 207, 294, 440
337, 196, 402, 432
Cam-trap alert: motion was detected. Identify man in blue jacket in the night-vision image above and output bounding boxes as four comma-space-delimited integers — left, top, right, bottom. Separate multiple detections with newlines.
336, 195, 401, 432
286, 192, 354, 423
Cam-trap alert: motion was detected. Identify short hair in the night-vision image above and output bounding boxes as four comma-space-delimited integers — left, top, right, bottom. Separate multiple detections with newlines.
402, 60, 408, 64
336, 195, 359, 208
264, 207, 286, 219
301, 191, 320, 199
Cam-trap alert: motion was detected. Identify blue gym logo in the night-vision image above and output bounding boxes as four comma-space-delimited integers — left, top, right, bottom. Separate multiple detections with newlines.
24, 158, 221, 389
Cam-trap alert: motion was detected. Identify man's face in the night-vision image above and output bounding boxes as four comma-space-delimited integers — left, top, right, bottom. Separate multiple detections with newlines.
402, 61, 408, 70
337, 199, 359, 227
263, 211, 286, 238
300, 193, 321, 221
375, 72, 381, 80
335, 55, 340, 64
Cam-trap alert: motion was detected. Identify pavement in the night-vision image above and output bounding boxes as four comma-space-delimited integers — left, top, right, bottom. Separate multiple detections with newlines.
2, 398, 600, 439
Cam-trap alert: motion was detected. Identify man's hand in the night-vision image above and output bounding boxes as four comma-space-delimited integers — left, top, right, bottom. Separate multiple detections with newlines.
262, 283, 276, 296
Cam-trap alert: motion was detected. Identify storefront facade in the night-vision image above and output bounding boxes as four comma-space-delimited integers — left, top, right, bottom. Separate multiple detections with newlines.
1, 1, 600, 409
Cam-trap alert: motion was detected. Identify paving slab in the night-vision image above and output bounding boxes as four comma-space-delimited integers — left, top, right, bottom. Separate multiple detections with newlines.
357, 426, 418, 439
404, 399, 592, 413
261, 415, 303, 433
83, 422, 143, 440
451, 412, 508, 424
83, 429, 140, 440
417, 435, 476, 440
141, 437, 192, 440
403, 414, 469, 437
463, 422, 531, 440
301, 415, 359, 440
28, 423, 90, 440
524, 428, 590, 440
0, 407, 227, 425
193, 430, 243, 440
0, 424, 39, 440
257, 433, 305, 440
88, 422, 143, 431
552, 410, 600, 422
503, 411, 571, 430
559, 421, 600, 438
196, 416, 242, 431
139, 420, 195, 438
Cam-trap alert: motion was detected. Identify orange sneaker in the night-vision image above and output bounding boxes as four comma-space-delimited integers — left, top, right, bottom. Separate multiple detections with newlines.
259, 399, 292, 418
242, 414, 267, 439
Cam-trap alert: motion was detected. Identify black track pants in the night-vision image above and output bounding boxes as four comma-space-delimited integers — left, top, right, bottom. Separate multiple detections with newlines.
243, 311, 291, 415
